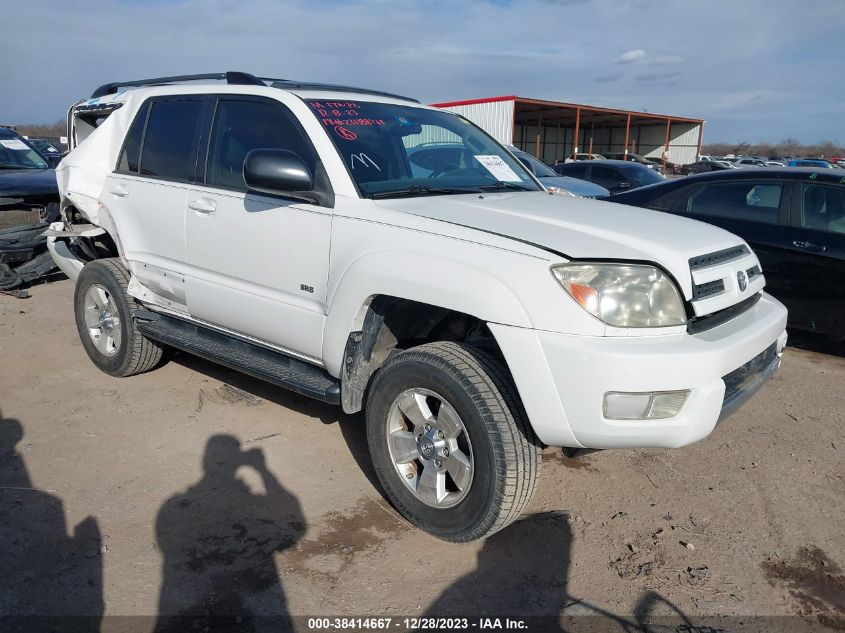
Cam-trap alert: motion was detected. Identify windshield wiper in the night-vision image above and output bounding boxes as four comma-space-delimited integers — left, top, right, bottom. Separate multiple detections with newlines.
478, 181, 534, 192
369, 184, 482, 199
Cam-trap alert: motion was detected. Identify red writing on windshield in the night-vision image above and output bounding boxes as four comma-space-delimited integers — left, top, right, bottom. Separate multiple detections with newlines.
334, 126, 358, 141
309, 101, 384, 128
322, 118, 385, 127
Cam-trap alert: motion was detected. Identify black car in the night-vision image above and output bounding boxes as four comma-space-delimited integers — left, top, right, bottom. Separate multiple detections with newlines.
606, 168, 845, 337
602, 152, 656, 169
552, 159, 666, 194
0, 127, 60, 291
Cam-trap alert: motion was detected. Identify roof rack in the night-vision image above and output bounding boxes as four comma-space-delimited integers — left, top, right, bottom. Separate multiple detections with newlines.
90, 72, 269, 98
90, 71, 419, 103
269, 80, 418, 103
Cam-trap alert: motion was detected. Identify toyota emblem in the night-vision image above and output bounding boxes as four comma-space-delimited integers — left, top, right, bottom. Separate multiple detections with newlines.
737, 270, 748, 292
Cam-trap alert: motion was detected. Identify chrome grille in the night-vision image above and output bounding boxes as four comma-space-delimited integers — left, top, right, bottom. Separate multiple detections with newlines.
693, 279, 725, 300
689, 245, 750, 271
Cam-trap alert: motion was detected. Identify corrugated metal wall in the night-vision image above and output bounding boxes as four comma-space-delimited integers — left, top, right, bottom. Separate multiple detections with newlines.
666, 123, 700, 165
635, 123, 700, 164
436, 99, 702, 165
440, 100, 515, 145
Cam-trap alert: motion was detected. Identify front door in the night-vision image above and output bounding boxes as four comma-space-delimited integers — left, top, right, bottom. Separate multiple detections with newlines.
184, 96, 332, 362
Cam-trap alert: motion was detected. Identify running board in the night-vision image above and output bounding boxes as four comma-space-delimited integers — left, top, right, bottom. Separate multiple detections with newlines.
134, 311, 341, 405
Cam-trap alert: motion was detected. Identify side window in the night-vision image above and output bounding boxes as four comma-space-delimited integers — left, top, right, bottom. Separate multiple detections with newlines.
646, 189, 685, 212
563, 163, 587, 179
687, 181, 783, 224
138, 99, 205, 181
206, 99, 316, 191
117, 103, 149, 173
591, 166, 624, 189
799, 183, 845, 235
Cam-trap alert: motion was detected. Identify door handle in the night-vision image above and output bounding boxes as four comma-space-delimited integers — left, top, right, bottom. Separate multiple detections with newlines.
110, 185, 129, 198
793, 240, 828, 252
189, 198, 217, 214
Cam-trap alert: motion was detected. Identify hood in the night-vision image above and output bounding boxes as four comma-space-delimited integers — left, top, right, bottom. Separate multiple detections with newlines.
0, 169, 58, 198
374, 191, 747, 299
538, 175, 609, 198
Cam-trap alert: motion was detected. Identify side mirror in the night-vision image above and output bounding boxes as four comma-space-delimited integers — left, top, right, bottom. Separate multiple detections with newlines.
244, 148, 316, 202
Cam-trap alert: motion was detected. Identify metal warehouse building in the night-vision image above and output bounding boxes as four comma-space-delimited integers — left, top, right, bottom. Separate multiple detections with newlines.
431, 95, 704, 169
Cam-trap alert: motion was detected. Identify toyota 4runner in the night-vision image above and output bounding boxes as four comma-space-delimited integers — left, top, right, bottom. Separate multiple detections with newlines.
48, 72, 788, 542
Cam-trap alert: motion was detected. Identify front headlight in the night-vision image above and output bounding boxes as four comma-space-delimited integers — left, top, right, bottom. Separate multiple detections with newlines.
551, 263, 686, 328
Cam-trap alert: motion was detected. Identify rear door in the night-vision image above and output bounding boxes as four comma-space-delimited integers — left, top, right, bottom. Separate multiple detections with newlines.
104, 96, 209, 311
778, 181, 845, 335
183, 95, 332, 361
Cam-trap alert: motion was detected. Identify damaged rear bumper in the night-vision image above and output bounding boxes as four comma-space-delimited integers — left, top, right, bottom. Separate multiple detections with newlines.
45, 221, 104, 283
0, 222, 56, 290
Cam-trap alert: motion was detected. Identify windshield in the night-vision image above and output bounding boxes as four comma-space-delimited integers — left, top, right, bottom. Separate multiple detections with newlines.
0, 134, 49, 169
31, 139, 60, 153
305, 100, 540, 197
620, 164, 666, 186
514, 151, 559, 178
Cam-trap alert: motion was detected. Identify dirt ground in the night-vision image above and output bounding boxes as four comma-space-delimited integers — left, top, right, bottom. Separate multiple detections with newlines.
1, 278, 843, 632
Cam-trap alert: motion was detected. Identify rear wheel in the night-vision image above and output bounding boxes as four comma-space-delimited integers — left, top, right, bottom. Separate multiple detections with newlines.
366, 342, 540, 542
74, 259, 163, 377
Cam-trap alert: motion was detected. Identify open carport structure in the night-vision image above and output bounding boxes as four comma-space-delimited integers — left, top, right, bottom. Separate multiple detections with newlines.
431, 95, 704, 170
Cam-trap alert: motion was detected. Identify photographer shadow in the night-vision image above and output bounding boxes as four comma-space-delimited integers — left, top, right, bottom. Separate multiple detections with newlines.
0, 414, 102, 632
154, 435, 305, 633
423, 511, 694, 632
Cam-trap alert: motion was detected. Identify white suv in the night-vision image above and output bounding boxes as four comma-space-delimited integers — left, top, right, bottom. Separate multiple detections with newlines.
48, 72, 787, 542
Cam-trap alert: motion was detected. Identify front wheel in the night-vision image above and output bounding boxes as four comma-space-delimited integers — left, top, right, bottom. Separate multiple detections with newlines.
366, 342, 541, 542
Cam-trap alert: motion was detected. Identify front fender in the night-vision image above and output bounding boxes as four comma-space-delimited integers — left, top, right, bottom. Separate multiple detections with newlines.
322, 250, 533, 377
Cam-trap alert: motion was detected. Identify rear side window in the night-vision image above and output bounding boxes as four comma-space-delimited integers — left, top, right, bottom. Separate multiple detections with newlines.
139, 99, 205, 181
117, 103, 149, 173
687, 181, 783, 224
591, 166, 624, 189
206, 99, 316, 191
561, 163, 587, 179
799, 183, 845, 235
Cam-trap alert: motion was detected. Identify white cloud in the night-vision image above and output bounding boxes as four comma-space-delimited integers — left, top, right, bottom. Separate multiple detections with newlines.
614, 49, 646, 64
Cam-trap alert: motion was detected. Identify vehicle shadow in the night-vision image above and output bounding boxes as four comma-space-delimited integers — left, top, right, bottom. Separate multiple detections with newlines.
0, 411, 103, 632
173, 353, 342, 425
153, 434, 306, 633
422, 511, 695, 632
786, 329, 845, 359
172, 354, 384, 492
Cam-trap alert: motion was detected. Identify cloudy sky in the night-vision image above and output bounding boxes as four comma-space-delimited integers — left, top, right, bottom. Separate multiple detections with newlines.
2, 0, 843, 143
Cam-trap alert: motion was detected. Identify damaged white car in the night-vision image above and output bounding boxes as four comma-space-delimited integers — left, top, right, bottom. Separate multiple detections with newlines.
49, 72, 787, 541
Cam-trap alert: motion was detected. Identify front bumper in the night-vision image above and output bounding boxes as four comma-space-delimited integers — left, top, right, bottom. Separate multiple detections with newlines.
490, 292, 788, 449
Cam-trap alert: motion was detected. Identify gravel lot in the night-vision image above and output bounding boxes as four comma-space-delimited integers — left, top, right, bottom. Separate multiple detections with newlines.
1, 278, 843, 632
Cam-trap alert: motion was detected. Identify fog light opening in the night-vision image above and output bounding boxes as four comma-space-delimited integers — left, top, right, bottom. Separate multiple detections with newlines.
603, 390, 690, 420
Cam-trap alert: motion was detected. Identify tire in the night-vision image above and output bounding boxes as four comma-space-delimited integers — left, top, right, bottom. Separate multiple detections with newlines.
366, 342, 541, 542
74, 258, 163, 377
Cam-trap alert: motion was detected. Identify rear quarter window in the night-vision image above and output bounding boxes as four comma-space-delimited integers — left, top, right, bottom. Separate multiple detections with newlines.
116, 103, 149, 174
138, 99, 205, 182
